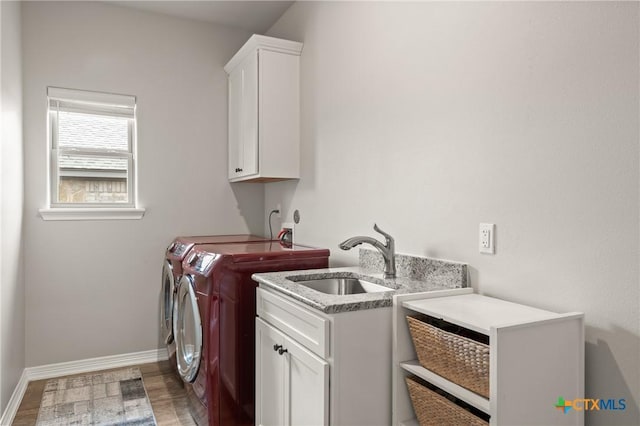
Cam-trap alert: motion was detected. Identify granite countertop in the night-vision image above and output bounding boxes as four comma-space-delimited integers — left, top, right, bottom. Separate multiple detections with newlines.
252, 249, 468, 314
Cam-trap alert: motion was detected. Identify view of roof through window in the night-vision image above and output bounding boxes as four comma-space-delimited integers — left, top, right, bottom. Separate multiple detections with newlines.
58, 111, 129, 173
58, 111, 128, 150
55, 110, 131, 203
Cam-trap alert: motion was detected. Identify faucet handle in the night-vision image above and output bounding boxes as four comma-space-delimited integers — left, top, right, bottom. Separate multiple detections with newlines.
373, 223, 394, 247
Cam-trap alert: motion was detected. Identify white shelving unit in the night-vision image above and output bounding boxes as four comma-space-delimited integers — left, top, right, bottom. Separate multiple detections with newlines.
393, 288, 584, 426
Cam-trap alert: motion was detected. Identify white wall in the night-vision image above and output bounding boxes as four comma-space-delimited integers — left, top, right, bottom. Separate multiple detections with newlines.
22, 1, 263, 366
265, 2, 639, 425
0, 0, 24, 412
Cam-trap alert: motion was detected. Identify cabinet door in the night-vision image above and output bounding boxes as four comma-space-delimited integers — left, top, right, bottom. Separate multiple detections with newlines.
285, 335, 329, 426
228, 51, 258, 180
256, 318, 285, 426
228, 64, 242, 179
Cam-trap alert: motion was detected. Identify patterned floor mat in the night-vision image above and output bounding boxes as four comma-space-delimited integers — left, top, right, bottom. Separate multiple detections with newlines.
35, 367, 156, 425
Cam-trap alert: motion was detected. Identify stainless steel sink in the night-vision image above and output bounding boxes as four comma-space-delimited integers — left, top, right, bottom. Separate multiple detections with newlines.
295, 277, 390, 295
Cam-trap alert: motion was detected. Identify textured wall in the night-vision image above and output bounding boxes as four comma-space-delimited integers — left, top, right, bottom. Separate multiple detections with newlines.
265, 2, 640, 425
0, 0, 25, 413
22, 1, 264, 366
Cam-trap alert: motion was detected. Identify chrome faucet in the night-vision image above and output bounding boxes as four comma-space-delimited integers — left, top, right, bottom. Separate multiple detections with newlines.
339, 224, 396, 278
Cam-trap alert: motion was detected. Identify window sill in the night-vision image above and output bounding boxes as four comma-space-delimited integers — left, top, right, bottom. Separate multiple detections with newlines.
39, 207, 146, 221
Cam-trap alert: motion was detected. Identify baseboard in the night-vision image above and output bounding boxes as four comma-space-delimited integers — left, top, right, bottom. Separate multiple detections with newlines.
0, 369, 29, 426
26, 348, 168, 381
0, 348, 169, 424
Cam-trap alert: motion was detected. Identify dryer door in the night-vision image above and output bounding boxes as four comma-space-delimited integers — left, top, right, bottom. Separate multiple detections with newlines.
161, 260, 176, 344
174, 274, 202, 383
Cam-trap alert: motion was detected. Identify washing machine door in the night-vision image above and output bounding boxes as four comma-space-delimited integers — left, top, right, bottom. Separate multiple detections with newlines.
174, 274, 202, 383
161, 260, 176, 344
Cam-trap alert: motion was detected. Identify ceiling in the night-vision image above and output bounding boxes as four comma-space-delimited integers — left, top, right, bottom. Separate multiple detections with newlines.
111, 1, 294, 34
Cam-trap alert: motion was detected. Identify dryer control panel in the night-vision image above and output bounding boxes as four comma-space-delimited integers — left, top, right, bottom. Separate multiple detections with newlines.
192, 253, 217, 275
172, 242, 192, 259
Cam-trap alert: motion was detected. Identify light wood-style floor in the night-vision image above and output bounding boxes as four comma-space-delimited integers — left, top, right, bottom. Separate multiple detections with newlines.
12, 360, 195, 425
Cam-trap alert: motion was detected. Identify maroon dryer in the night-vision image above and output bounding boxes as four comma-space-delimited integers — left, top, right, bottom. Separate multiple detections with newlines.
160, 235, 270, 377
175, 241, 330, 426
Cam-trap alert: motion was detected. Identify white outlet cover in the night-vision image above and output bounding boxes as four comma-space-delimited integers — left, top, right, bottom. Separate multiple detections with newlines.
479, 223, 495, 254
282, 222, 295, 244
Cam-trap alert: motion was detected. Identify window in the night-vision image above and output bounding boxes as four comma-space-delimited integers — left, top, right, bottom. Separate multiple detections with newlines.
41, 87, 144, 220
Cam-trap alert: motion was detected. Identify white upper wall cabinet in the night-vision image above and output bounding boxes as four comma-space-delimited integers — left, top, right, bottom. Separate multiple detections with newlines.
224, 35, 303, 182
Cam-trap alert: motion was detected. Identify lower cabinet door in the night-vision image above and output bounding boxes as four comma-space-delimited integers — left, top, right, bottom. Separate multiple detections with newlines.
285, 335, 329, 426
256, 318, 329, 426
256, 318, 285, 426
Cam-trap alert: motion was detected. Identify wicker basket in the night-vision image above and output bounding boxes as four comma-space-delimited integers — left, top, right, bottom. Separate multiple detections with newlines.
406, 316, 490, 398
405, 376, 489, 426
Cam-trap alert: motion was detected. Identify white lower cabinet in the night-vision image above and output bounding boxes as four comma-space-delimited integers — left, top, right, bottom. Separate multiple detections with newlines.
256, 318, 328, 426
256, 286, 392, 426
256, 319, 286, 426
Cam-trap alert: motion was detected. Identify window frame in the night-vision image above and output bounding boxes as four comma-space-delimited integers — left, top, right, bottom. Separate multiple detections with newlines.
40, 87, 144, 221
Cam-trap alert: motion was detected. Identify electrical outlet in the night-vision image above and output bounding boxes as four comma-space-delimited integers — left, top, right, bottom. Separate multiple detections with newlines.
281, 222, 295, 245
479, 223, 495, 254
276, 203, 281, 218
